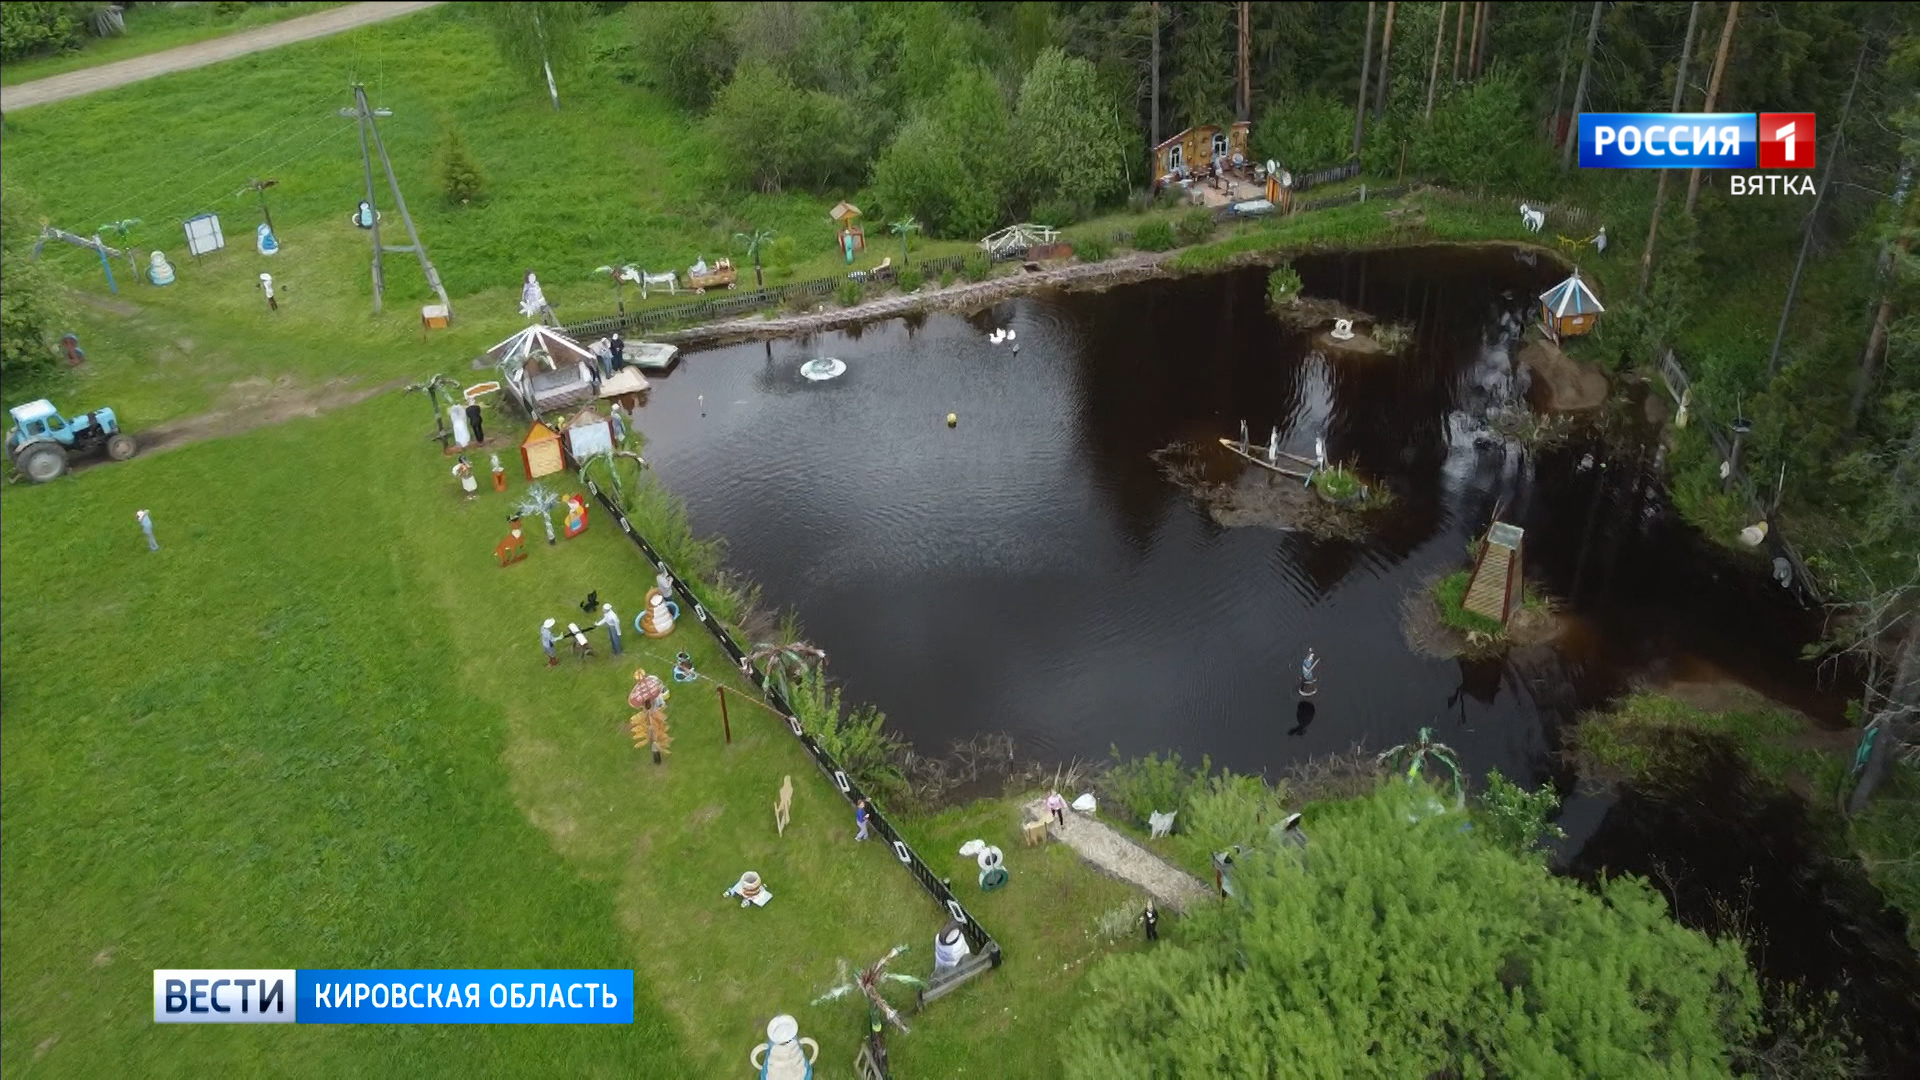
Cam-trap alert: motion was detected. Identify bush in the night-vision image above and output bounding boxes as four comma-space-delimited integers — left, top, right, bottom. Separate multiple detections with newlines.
1176, 206, 1216, 245
1313, 465, 1363, 502
1267, 263, 1301, 303
1472, 769, 1566, 861
706, 61, 860, 193
1132, 219, 1176, 252
1, 2, 84, 61
0, 181, 67, 380
1031, 199, 1081, 228
896, 267, 923, 292
1074, 233, 1111, 262
1101, 750, 1204, 828
939, 269, 955, 288
836, 278, 863, 307
1184, 770, 1292, 853
962, 252, 991, 281
789, 669, 908, 805
436, 130, 487, 207
633, 1, 737, 112
1252, 94, 1352, 175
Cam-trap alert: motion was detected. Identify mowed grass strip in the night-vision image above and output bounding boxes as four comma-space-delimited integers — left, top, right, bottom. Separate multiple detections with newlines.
2, 390, 1146, 1075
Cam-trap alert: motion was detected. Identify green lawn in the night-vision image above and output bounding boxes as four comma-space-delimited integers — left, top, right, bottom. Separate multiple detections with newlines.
0, 3, 345, 87
0, 384, 1143, 1075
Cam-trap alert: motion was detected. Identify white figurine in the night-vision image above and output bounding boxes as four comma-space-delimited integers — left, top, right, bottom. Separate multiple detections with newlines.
933, 925, 971, 973
1330, 319, 1356, 342
723, 870, 773, 907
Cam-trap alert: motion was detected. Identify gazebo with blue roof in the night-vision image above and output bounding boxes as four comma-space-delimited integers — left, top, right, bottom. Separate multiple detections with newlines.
1538, 268, 1604, 338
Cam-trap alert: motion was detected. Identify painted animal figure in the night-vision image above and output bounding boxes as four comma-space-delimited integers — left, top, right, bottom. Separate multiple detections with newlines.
495, 518, 528, 566
775, 775, 794, 835
638, 269, 677, 298
1519, 204, 1546, 233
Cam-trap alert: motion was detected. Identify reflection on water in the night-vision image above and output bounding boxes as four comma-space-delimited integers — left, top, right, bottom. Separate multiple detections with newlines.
634, 247, 1842, 780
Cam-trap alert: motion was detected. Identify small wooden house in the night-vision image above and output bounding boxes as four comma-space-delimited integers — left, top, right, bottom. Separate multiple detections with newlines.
830, 200, 865, 258
563, 405, 614, 465
1462, 522, 1526, 625
1151, 121, 1251, 179
520, 420, 565, 481
1539, 270, 1604, 337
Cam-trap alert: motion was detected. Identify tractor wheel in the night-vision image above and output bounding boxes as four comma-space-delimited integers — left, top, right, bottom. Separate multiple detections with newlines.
18, 443, 68, 483
106, 433, 138, 461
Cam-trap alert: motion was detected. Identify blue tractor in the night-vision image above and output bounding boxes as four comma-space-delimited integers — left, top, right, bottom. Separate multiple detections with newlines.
6, 399, 139, 483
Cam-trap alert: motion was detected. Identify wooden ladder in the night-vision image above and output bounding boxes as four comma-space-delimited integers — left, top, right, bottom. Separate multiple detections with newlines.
1462, 543, 1515, 623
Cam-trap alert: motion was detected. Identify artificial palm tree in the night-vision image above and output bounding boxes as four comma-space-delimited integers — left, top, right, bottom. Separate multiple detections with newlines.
516, 483, 562, 544
98, 218, 141, 279
742, 639, 828, 704
889, 217, 920, 267
813, 945, 926, 1034
733, 228, 775, 289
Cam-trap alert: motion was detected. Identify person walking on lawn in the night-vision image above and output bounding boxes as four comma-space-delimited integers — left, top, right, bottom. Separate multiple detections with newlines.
135, 509, 159, 551
540, 618, 559, 668
854, 798, 871, 841
1046, 790, 1067, 826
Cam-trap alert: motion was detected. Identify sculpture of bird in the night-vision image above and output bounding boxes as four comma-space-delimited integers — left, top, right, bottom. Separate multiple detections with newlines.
580, 589, 600, 613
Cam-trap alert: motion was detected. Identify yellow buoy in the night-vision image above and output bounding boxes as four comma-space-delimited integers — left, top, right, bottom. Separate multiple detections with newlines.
946, 413, 958, 428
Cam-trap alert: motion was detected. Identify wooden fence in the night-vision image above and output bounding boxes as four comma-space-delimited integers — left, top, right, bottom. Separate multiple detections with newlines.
565, 254, 971, 339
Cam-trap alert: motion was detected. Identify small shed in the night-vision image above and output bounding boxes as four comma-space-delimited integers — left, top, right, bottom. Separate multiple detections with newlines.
830, 200, 865, 258
1151, 121, 1251, 179
520, 420, 566, 481
564, 406, 614, 465
1462, 521, 1526, 625
1539, 270, 1604, 338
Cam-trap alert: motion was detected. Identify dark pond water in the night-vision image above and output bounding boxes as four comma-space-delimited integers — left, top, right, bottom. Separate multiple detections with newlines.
633, 246, 1845, 781
632, 246, 1917, 1065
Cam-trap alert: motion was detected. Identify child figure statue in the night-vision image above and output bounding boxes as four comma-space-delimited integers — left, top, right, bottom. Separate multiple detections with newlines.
1298, 648, 1320, 697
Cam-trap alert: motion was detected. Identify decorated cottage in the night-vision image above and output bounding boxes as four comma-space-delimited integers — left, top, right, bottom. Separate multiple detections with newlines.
1152, 121, 1251, 179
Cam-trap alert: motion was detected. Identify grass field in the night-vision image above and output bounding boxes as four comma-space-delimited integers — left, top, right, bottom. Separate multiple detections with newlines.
0, 3, 345, 87
0, 386, 1145, 1076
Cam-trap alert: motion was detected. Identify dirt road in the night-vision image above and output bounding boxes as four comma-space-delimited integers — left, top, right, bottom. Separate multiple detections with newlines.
1, 2, 445, 112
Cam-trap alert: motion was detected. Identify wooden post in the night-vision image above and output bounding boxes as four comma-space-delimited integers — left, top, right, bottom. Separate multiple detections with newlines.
717, 684, 732, 744
1452, 0, 1467, 82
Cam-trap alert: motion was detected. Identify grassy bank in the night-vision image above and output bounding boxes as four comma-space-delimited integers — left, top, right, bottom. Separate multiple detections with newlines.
0, 386, 1148, 1075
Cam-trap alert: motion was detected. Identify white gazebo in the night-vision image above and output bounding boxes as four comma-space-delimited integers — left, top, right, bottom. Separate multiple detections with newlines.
486, 325, 600, 413
1538, 269, 1605, 338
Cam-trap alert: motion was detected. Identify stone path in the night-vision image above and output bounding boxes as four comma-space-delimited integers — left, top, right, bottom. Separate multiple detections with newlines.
1023, 798, 1212, 913
659, 252, 1177, 349
2, 2, 445, 112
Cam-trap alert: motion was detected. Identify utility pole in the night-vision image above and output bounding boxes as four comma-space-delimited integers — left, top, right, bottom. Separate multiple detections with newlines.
1426, 2, 1447, 120
1561, 2, 1603, 174
1373, 2, 1397, 121
1685, 2, 1740, 217
242, 178, 279, 235
341, 84, 451, 318
1354, 2, 1378, 158
1639, 1, 1701, 296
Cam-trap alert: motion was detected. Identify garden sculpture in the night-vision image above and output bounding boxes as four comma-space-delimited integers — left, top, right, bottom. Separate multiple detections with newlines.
256, 222, 280, 256
136, 509, 159, 552
1593, 225, 1608, 253
932, 924, 970, 973
516, 484, 560, 544
496, 517, 528, 566
640, 591, 677, 637
813, 945, 925, 1035
540, 619, 559, 667
1519, 204, 1546, 232
1377, 727, 1466, 809
1021, 819, 1048, 845
976, 845, 1008, 892
723, 870, 771, 907
258, 273, 277, 312
748, 1015, 817, 1080
774, 775, 793, 835
1299, 648, 1320, 697
452, 456, 477, 499
565, 621, 593, 662
1268, 426, 1281, 465
743, 640, 827, 703
148, 250, 175, 285
1071, 793, 1097, 813
629, 668, 672, 762
1148, 811, 1177, 839
1330, 319, 1355, 342
490, 453, 507, 491
354, 200, 375, 228
1143, 902, 1160, 942
563, 493, 588, 538
599, 603, 623, 656
519, 271, 554, 323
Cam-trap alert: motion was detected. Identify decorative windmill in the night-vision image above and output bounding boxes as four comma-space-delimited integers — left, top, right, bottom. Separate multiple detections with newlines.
812, 945, 926, 1035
